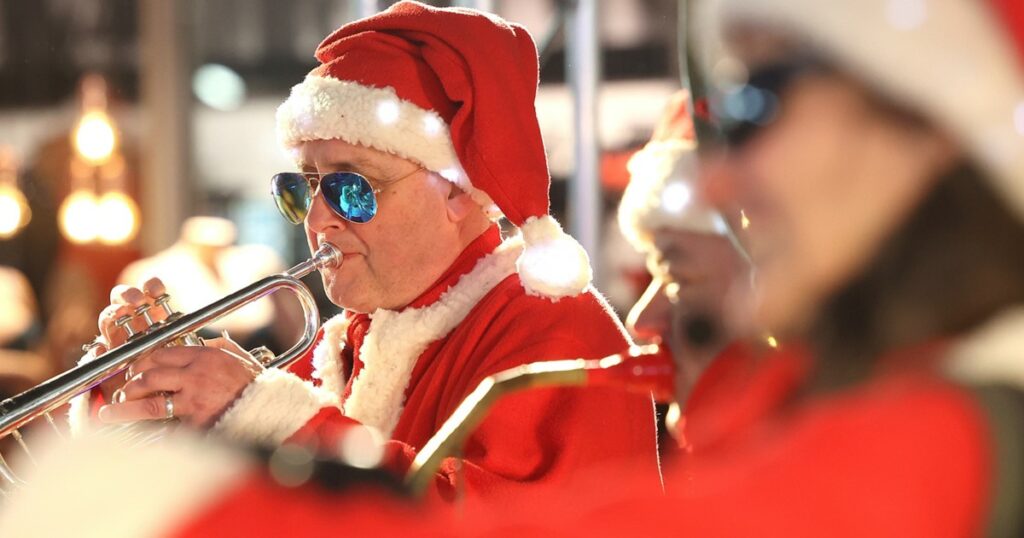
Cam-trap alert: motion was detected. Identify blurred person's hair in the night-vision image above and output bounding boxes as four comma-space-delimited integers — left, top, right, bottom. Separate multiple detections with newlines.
810, 157, 1024, 389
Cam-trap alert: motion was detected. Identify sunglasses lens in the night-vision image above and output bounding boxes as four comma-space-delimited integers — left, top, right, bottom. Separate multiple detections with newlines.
320, 172, 378, 224
271, 173, 312, 225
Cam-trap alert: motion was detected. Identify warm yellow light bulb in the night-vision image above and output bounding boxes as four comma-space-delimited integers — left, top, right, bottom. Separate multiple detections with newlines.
0, 185, 30, 239
59, 190, 99, 243
74, 111, 117, 163
766, 335, 779, 349
95, 191, 139, 245
740, 209, 751, 230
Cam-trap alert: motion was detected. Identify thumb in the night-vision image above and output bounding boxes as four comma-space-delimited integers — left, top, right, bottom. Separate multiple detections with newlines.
203, 331, 249, 358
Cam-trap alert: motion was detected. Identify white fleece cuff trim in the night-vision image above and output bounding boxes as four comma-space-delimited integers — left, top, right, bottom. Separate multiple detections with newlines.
212, 368, 338, 446
276, 75, 502, 219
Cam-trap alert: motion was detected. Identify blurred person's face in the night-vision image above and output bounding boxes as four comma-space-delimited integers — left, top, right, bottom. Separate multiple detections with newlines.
703, 34, 958, 335
300, 139, 475, 313
626, 228, 748, 399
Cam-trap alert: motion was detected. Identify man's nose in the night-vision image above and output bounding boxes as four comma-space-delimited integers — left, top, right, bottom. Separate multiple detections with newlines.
304, 188, 347, 234
626, 279, 673, 343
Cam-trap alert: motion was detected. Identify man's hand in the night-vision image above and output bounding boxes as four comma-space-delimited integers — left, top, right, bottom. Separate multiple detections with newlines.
92, 278, 172, 402
98, 337, 263, 428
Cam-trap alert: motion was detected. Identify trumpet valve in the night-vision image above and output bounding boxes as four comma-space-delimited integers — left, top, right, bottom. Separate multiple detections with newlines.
134, 304, 155, 327
114, 315, 136, 338
153, 293, 176, 318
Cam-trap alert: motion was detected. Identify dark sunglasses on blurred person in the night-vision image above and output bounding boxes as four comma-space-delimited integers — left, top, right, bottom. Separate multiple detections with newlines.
270, 167, 423, 225
703, 55, 828, 149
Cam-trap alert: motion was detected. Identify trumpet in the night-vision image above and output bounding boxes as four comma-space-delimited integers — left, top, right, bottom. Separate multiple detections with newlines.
405, 343, 675, 495
0, 242, 342, 487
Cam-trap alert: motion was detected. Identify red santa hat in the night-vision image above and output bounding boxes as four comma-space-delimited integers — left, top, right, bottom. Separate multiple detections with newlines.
618, 90, 727, 252
698, 0, 1024, 223
276, 0, 590, 299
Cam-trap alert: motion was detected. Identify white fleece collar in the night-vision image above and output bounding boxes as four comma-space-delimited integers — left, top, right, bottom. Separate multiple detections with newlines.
944, 307, 1024, 390
310, 236, 522, 438
310, 315, 352, 398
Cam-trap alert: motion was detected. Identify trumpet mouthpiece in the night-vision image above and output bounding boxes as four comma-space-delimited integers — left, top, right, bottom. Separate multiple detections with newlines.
285, 242, 342, 279
312, 242, 341, 270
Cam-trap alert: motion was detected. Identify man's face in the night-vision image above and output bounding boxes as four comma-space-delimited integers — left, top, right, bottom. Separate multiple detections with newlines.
299, 139, 465, 313
626, 228, 748, 399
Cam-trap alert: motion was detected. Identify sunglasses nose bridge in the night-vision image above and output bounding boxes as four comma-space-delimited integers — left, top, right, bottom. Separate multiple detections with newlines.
273, 171, 379, 226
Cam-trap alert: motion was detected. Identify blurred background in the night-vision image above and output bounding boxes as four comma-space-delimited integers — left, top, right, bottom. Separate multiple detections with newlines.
0, 0, 682, 397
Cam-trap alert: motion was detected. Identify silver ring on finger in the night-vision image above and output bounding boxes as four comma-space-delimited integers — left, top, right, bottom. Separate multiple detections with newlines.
164, 392, 175, 420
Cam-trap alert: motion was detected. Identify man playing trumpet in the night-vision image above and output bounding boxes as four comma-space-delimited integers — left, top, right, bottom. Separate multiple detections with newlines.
75, 0, 659, 502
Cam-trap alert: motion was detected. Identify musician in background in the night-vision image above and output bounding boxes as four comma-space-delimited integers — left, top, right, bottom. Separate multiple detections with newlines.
616, 90, 786, 462
618, 91, 751, 403
75, 0, 659, 504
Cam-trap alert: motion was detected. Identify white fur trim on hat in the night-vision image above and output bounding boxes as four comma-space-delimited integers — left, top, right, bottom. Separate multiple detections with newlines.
343, 236, 522, 438
618, 139, 728, 251
212, 367, 339, 446
276, 75, 501, 218
517, 215, 593, 300
700, 0, 1024, 223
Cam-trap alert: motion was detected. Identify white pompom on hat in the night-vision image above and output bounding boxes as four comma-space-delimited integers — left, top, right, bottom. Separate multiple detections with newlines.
276, 1, 592, 300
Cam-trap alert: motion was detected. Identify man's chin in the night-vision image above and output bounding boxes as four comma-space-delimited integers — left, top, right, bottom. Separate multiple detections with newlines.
323, 281, 376, 314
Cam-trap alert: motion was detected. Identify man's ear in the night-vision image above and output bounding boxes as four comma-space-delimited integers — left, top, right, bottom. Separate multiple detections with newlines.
445, 184, 477, 223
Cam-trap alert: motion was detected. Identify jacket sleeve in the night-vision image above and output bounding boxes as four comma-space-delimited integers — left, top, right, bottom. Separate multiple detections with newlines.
210, 367, 341, 446
206, 334, 343, 446
272, 380, 659, 507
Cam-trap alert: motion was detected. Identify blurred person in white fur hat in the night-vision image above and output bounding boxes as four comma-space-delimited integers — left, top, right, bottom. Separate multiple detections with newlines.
618, 90, 757, 407
70, 0, 660, 504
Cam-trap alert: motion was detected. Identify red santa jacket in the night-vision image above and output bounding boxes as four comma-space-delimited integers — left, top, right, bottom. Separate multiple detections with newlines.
180, 322, 1024, 537
209, 226, 660, 503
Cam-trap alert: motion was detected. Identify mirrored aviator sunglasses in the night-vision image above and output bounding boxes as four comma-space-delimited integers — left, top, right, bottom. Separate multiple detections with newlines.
270, 171, 379, 225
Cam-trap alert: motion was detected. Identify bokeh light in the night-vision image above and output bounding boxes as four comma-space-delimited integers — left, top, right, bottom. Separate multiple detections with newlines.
192, 63, 247, 111
95, 191, 140, 245
0, 184, 30, 239
73, 111, 117, 163
59, 189, 100, 244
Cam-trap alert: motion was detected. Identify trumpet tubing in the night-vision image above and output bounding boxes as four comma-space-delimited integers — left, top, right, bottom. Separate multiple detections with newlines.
0, 242, 341, 488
